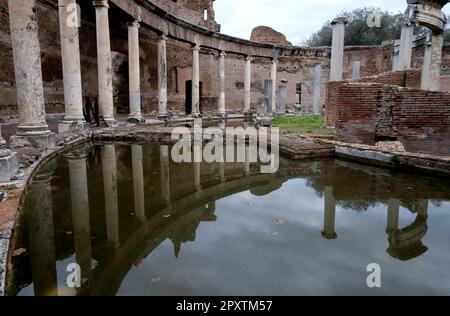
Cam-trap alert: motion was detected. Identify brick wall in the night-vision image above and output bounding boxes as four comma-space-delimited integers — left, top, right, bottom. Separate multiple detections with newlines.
333, 81, 450, 156
326, 70, 421, 127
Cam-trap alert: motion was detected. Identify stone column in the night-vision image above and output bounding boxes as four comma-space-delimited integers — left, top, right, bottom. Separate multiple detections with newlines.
8, 0, 55, 149
313, 64, 322, 114
160, 145, 170, 204
217, 51, 226, 117
322, 186, 337, 240
352, 61, 361, 80
0, 124, 18, 183
244, 56, 252, 116
244, 143, 250, 176
27, 163, 58, 296
330, 17, 347, 81
58, 0, 89, 133
386, 198, 400, 233
158, 34, 168, 119
101, 145, 119, 247
422, 31, 443, 91
93, 0, 115, 126
132, 145, 145, 222
194, 144, 202, 192
127, 21, 144, 123
421, 34, 433, 91
270, 59, 277, 114
66, 146, 92, 282
191, 43, 201, 117
278, 79, 287, 115
398, 22, 414, 70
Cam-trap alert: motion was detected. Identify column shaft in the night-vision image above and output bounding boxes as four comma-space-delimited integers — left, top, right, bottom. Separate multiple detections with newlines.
158, 35, 168, 117
192, 44, 200, 116
93, 0, 114, 125
270, 59, 277, 114
132, 145, 145, 221
218, 51, 226, 116
8, 0, 54, 148
398, 24, 414, 70
128, 21, 144, 123
313, 64, 322, 114
428, 32, 443, 92
244, 56, 252, 113
58, 0, 86, 132
330, 18, 347, 81
101, 144, 119, 247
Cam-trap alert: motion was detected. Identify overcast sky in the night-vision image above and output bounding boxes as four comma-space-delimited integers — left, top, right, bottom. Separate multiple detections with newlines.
215, 0, 450, 45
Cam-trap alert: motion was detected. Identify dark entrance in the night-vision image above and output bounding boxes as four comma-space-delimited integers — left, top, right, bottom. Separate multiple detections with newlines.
185, 80, 203, 115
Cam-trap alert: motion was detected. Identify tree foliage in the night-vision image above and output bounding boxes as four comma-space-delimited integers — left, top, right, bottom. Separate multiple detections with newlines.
305, 7, 406, 47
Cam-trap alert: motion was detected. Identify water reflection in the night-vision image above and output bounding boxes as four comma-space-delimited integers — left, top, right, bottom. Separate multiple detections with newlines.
9, 143, 450, 296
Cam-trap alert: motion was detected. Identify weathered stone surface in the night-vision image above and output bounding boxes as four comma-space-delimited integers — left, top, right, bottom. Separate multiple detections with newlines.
250, 26, 292, 46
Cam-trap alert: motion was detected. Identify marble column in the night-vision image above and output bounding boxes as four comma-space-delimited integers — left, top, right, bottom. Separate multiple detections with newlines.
244, 56, 252, 116
158, 34, 168, 119
0, 124, 18, 183
398, 23, 414, 70
101, 145, 119, 247
217, 51, 226, 117
127, 21, 144, 123
8, 0, 55, 149
330, 17, 347, 81
313, 64, 322, 115
132, 145, 145, 222
27, 163, 58, 296
352, 61, 361, 80
93, 0, 115, 126
58, 0, 89, 133
66, 146, 92, 282
421, 31, 444, 91
160, 145, 170, 204
191, 43, 201, 117
322, 186, 337, 240
270, 59, 277, 115
421, 34, 433, 91
386, 198, 400, 233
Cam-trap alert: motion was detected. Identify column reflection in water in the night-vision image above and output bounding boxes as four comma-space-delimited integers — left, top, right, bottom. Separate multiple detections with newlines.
194, 142, 202, 192
101, 144, 119, 247
160, 145, 171, 204
132, 145, 145, 221
386, 198, 400, 233
27, 162, 58, 296
322, 186, 337, 240
66, 146, 92, 284
387, 199, 429, 261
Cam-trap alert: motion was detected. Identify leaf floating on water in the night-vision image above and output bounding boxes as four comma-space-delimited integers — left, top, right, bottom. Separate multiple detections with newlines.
271, 232, 279, 236
13, 248, 27, 257
274, 219, 285, 225
151, 276, 161, 283
163, 215, 171, 218
65, 231, 73, 236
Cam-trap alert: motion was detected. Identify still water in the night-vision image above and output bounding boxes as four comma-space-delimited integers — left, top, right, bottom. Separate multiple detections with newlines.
8, 143, 450, 296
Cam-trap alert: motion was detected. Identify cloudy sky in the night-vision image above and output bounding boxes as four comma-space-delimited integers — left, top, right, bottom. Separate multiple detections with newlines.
215, 0, 450, 45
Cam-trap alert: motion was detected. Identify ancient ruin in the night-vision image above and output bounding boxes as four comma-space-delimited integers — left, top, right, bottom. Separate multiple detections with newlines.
0, 0, 450, 297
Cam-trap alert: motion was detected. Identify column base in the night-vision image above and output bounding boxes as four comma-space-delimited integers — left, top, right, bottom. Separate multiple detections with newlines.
0, 150, 18, 183
215, 112, 227, 118
100, 118, 116, 128
157, 113, 169, 121
127, 116, 146, 124
10, 133, 55, 150
58, 120, 90, 134
321, 231, 337, 240
243, 111, 253, 119
191, 112, 203, 119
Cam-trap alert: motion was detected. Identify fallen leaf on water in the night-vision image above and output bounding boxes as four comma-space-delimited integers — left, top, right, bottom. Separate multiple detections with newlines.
163, 215, 171, 218
271, 232, 279, 236
65, 231, 73, 236
274, 219, 285, 225
13, 248, 27, 257
151, 276, 161, 283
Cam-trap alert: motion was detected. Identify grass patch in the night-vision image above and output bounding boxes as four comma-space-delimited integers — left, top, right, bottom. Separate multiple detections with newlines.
272, 115, 335, 136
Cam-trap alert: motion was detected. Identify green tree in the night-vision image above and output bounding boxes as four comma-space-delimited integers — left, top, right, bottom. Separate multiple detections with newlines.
305, 7, 405, 46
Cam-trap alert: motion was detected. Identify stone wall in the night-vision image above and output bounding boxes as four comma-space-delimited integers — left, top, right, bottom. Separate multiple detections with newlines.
332, 80, 450, 156
326, 70, 422, 126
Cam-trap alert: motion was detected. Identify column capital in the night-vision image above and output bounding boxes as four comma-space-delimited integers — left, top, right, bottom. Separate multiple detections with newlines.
192, 43, 201, 51
331, 17, 348, 26
271, 58, 278, 64
93, 0, 109, 8
128, 20, 140, 29
246, 55, 254, 62
159, 34, 168, 41
219, 51, 227, 58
